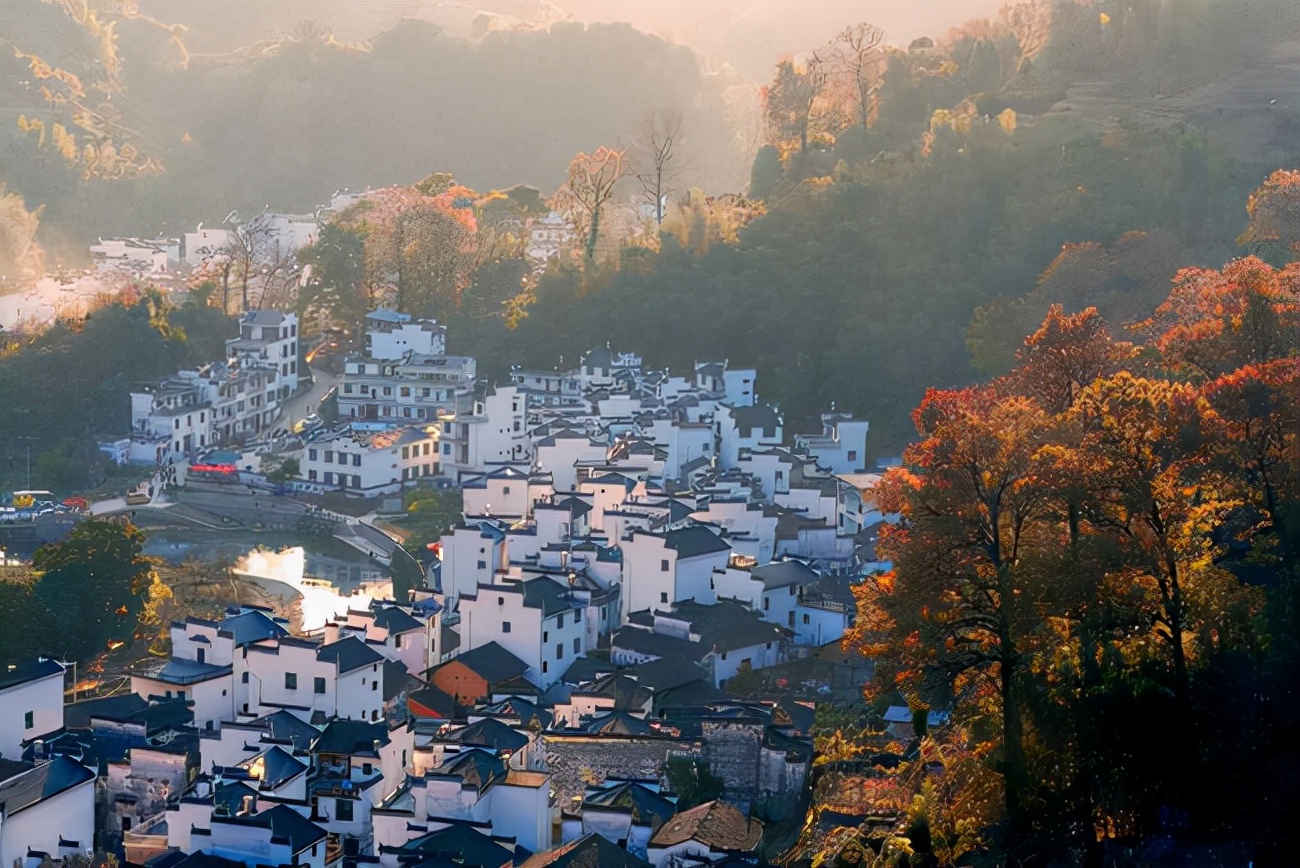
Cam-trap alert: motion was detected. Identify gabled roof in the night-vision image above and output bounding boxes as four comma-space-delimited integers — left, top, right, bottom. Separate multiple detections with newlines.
650, 800, 763, 851
443, 718, 528, 753
384, 658, 422, 702
578, 710, 654, 736
750, 559, 819, 590
0, 756, 95, 817
572, 674, 653, 712
0, 658, 63, 692
522, 832, 652, 868
247, 710, 321, 750
313, 718, 389, 757
624, 658, 711, 694
386, 822, 515, 868
437, 748, 508, 793
521, 577, 580, 617
317, 635, 384, 673
581, 779, 677, 829
408, 684, 457, 720
219, 609, 290, 646
435, 642, 530, 684
372, 605, 424, 634
662, 526, 731, 559
214, 804, 326, 854
610, 628, 709, 664
725, 404, 782, 438
670, 599, 790, 654
237, 745, 307, 789
477, 696, 554, 730
64, 694, 149, 729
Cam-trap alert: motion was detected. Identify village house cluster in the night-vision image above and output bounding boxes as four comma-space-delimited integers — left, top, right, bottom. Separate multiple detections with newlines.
3, 308, 900, 868
113, 310, 304, 466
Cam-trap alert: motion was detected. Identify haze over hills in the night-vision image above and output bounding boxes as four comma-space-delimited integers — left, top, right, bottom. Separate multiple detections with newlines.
139, 0, 1005, 76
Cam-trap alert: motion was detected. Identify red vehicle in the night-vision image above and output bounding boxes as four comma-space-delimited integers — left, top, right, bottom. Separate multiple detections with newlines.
189, 462, 239, 482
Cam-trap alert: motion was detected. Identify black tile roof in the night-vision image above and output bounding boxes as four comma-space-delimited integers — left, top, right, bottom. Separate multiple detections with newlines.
385, 822, 515, 868
247, 710, 321, 750
433, 642, 530, 683
727, 403, 782, 437
443, 718, 529, 753
64, 694, 149, 729
0, 756, 94, 816
750, 560, 818, 590
582, 779, 677, 829
219, 609, 290, 646
236, 745, 306, 789
522, 831, 652, 867
372, 605, 424, 634
317, 635, 384, 673
312, 718, 389, 757
610, 628, 709, 664
671, 599, 791, 653
663, 526, 731, 559
215, 803, 326, 854
0, 658, 63, 691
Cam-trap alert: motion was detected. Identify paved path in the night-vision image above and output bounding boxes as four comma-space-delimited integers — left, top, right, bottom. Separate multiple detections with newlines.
279, 363, 340, 430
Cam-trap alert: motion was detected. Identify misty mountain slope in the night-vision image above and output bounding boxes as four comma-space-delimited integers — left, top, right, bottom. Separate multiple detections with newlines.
1, 12, 746, 242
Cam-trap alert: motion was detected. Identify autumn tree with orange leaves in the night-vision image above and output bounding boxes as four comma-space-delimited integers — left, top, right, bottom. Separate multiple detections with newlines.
849, 236, 1299, 860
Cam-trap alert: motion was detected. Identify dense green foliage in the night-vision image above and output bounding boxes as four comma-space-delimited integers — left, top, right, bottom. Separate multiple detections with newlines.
664, 756, 727, 811
0, 294, 234, 491
0, 519, 158, 665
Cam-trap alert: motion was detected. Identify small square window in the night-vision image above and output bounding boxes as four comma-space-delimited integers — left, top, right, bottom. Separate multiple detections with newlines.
660, 592, 669, 604
285, 672, 298, 690
479, 561, 488, 570
660, 559, 670, 572
336, 798, 353, 822
314, 677, 326, 694
24, 711, 34, 729
503, 621, 512, 633
556, 643, 564, 660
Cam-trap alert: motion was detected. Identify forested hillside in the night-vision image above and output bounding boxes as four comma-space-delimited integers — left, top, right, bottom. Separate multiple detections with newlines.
0, 4, 746, 244
445, 0, 1300, 454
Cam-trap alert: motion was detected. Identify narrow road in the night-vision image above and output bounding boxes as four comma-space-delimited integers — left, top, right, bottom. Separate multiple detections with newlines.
280, 363, 341, 430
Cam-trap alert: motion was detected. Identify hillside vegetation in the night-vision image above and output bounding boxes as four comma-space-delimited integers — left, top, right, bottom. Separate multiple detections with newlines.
448, 0, 1300, 454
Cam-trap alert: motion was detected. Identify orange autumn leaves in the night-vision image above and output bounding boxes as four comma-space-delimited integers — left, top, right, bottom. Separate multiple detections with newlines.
850, 257, 1300, 778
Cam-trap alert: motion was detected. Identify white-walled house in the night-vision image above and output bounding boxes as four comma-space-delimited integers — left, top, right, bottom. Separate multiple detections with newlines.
338, 354, 475, 426
301, 425, 438, 495
689, 499, 777, 565
226, 309, 301, 395
372, 747, 551, 855
244, 635, 388, 723
559, 778, 677, 858
208, 803, 328, 868
0, 756, 98, 868
364, 309, 447, 360
458, 577, 589, 690
835, 472, 887, 535
612, 600, 790, 688
712, 559, 817, 632
0, 659, 64, 761
440, 386, 532, 476
714, 404, 783, 470
535, 429, 609, 493
795, 413, 870, 475
619, 527, 729, 621
461, 465, 549, 520
438, 521, 508, 603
